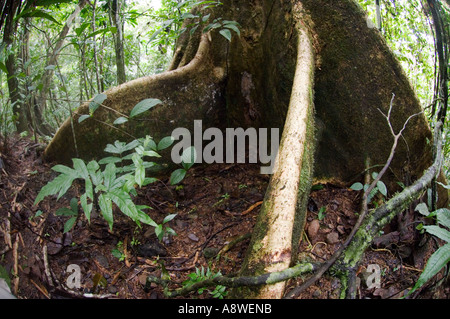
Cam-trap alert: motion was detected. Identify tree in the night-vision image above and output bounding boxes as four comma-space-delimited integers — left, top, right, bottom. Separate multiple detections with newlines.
43, 0, 448, 298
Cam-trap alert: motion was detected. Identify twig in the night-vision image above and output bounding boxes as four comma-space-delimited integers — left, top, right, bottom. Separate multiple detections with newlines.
30, 279, 50, 299
42, 244, 54, 288
284, 94, 423, 299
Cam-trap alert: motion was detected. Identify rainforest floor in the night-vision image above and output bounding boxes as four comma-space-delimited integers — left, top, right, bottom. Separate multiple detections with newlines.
0, 135, 449, 300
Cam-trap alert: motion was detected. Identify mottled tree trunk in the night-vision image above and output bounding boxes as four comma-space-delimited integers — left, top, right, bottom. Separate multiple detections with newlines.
43, 0, 448, 298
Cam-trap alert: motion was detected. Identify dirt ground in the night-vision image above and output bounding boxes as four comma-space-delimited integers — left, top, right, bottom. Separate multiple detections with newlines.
0, 135, 448, 299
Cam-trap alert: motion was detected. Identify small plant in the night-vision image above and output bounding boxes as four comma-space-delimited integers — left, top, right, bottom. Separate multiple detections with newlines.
170, 146, 196, 185
409, 203, 450, 295
318, 206, 327, 221
34, 97, 179, 241
350, 172, 388, 203
112, 241, 126, 261
155, 214, 178, 242
54, 198, 79, 234
183, 266, 228, 299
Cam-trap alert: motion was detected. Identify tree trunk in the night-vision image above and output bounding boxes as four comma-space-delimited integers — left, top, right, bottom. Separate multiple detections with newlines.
38, 0, 87, 136
2, 0, 28, 133
43, 0, 448, 298
110, 0, 126, 85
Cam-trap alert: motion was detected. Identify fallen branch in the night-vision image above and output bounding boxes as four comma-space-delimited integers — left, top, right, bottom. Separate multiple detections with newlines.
147, 262, 317, 298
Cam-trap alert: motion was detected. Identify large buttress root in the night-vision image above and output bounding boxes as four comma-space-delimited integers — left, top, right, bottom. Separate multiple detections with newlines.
231, 25, 316, 299
44, 34, 227, 165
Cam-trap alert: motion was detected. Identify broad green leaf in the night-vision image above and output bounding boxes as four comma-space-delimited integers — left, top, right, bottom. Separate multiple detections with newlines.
80, 193, 92, 223
157, 136, 175, 151
21, 9, 61, 24
377, 180, 387, 197
436, 208, 450, 228
415, 203, 430, 217
72, 158, 89, 180
163, 214, 177, 224
410, 243, 450, 294
87, 161, 102, 186
75, 22, 90, 37
44, 65, 56, 70
129, 98, 162, 118
170, 169, 187, 185
36, 0, 72, 7
55, 207, 77, 217
135, 163, 145, 188
350, 182, 364, 191
223, 23, 240, 37
155, 224, 164, 241
143, 177, 158, 186
136, 208, 158, 227
0, 62, 8, 74
103, 163, 117, 191
63, 217, 77, 234
78, 114, 91, 123
35, 173, 76, 204
108, 189, 139, 222
181, 146, 197, 170
89, 93, 107, 114
98, 156, 122, 165
219, 28, 232, 42
98, 193, 113, 230
113, 117, 128, 125
69, 198, 78, 213
423, 225, 450, 243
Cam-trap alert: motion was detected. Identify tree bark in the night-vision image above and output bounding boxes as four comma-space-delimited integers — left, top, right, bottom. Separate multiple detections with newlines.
2, 0, 28, 133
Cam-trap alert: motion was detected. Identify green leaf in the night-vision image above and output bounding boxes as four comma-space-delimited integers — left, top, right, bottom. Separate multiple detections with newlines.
219, 28, 232, 42
377, 180, 387, 197
415, 203, 430, 217
34, 171, 77, 204
98, 193, 113, 230
108, 189, 139, 222
89, 93, 107, 114
163, 214, 177, 224
78, 114, 91, 123
129, 98, 162, 118
157, 136, 175, 151
155, 224, 164, 241
63, 217, 77, 234
423, 226, 450, 243
98, 156, 122, 165
55, 207, 77, 217
136, 208, 158, 227
0, 62, 8, 74
75, 22, 90, 37
69, 198, 78, 213
80, 193, 92, 223
72, 158, 89, 180
113, 117, 128, 125
170, 169, 187, 185
181, 146, 197, 170
223, 24, 240, 37
350, 182, 364, 191
436, 208, 450, 228
103, 163, 117, 191
410, 243, 450, 294
20, 9, 61, 25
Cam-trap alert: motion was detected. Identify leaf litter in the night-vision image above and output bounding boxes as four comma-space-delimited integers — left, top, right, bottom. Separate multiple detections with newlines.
0, 135, 448, 299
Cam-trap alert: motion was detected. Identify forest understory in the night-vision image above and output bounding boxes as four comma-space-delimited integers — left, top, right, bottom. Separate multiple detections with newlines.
1, 134, 449, 300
